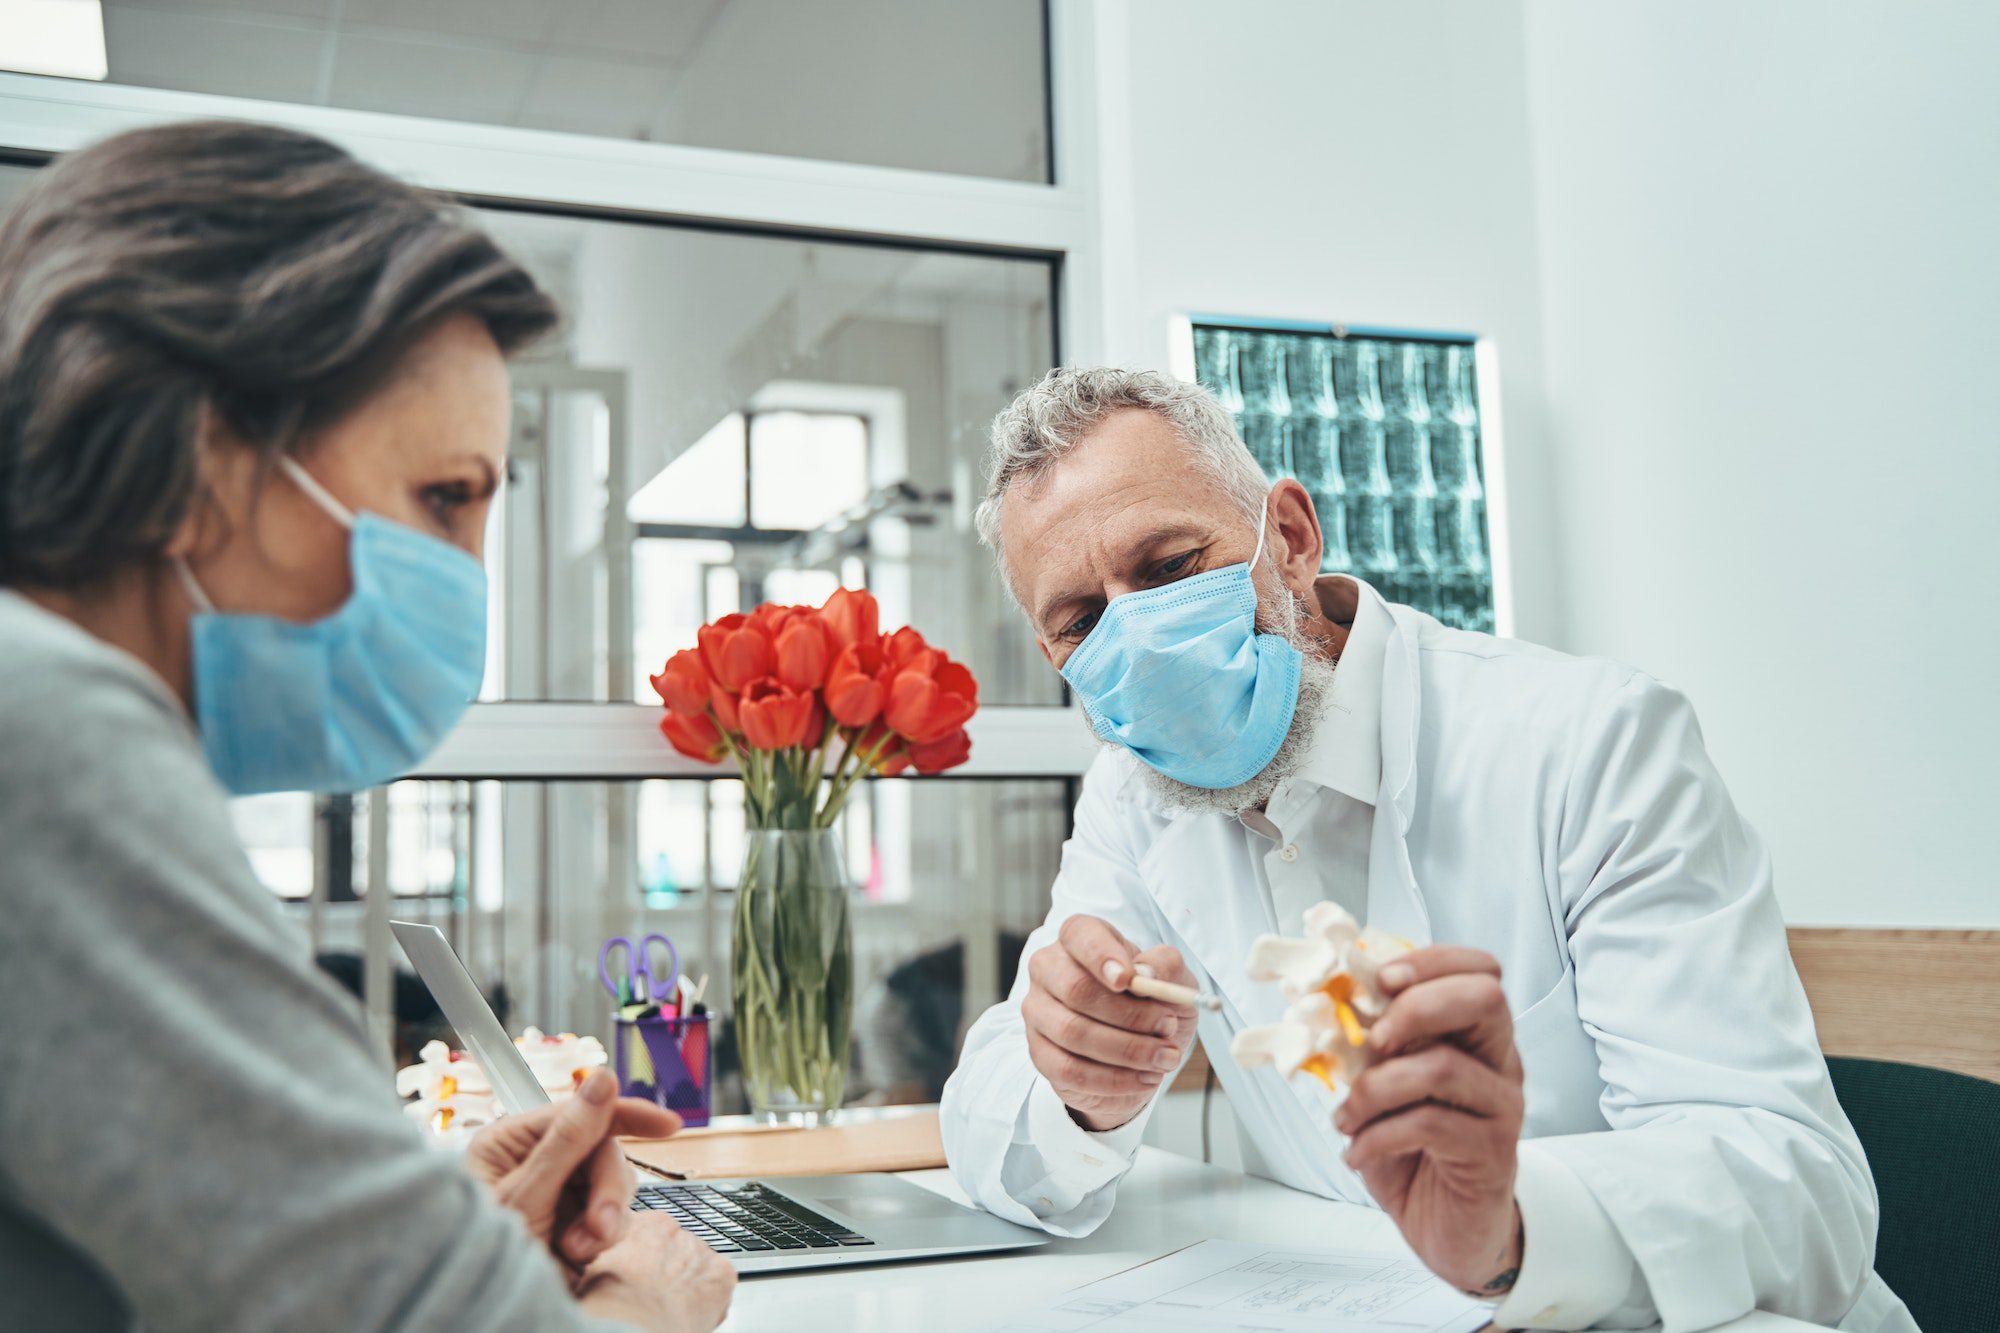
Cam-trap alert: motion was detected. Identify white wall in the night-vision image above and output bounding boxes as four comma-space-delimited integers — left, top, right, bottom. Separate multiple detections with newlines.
1521, 1, 2000, 926
1096, 0, 1998, 927
1093, 0, 1567, 645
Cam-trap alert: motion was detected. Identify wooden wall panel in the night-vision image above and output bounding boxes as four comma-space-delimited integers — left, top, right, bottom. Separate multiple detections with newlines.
1787, 927, 2000, 1084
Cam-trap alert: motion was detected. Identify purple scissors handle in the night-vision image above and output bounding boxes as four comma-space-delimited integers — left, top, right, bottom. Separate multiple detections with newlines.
599, 933, 679, 1003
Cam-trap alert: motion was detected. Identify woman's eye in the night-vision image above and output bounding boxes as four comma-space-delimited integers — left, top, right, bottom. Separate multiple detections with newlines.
421, 481, 473, 525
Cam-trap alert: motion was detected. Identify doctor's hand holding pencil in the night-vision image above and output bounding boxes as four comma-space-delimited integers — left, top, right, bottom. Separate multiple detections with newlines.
1021, 915, 1207, 1132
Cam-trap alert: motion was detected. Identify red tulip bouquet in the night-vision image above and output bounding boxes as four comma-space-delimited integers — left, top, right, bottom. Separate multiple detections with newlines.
648, 587, 977, 1122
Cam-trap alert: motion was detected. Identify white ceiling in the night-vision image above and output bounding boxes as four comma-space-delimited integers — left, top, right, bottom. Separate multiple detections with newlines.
84, 0, 1049, 180
98, 0, 733, 140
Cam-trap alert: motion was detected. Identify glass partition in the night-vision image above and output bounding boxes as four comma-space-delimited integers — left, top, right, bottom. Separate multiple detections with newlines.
481, 207, 1061, 706
264, 776, 1071, 1110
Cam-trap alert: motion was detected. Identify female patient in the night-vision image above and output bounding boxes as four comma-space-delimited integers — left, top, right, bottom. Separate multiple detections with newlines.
0, 121, 734, 1331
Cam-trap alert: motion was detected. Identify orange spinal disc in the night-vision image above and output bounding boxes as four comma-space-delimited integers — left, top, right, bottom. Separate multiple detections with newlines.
1299, 1053, 1340, 1091
434, 1106, 455, 1132
438, 1074, 458, 1100
1333, 998, 1367, 1049
572, 1068, 588, 1089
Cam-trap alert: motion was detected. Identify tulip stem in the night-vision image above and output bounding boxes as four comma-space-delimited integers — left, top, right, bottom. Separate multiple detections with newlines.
815, 728, 898, 828
815, 727, 864, 819
801, 716, 835, 795
722, 731, 773, 829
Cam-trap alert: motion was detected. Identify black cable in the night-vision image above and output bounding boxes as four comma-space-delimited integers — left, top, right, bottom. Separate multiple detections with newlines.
1201, 1063, 1216, 1164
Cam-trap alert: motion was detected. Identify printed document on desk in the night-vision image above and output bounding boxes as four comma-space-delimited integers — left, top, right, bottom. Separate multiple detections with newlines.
982, 1239, 1492, 1332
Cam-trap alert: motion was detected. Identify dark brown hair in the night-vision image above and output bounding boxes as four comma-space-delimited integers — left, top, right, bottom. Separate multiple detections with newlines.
0, 119, 560, 588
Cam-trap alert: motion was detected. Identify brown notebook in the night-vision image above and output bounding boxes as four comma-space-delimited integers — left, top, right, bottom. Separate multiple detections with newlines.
621, 1109, 946, 1180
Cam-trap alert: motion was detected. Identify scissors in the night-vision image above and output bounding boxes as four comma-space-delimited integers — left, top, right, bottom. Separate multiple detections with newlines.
599, 933, 679, 1006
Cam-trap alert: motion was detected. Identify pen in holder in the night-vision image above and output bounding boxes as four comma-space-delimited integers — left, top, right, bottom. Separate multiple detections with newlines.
614, 1011, 712, 1128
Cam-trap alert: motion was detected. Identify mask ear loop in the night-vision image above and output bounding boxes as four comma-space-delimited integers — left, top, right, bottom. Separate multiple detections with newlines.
172, 557, 216, 614
1249, 493, 1274, 570
276, 455, 358, 531
175, 452, 358, 614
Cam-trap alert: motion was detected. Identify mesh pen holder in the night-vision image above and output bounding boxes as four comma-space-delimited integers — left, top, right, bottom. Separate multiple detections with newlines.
612, 1012, 711, 1128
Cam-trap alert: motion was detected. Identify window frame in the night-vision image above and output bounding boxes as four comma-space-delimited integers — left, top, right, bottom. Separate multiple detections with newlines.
0, 0, 1107, 787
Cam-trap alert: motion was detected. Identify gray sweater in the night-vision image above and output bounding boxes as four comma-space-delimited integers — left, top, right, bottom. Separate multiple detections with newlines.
0, 591, 620, 1331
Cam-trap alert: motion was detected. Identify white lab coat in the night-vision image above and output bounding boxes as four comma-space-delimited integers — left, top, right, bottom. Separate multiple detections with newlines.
942, 601, 1915, 1333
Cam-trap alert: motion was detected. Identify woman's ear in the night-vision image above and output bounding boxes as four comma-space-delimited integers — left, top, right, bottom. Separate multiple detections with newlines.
166, 402, 250, 562
1266, 479, 1324, 596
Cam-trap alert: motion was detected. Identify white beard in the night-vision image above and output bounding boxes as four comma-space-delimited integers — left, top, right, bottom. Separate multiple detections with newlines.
1100, 589, 1341, 817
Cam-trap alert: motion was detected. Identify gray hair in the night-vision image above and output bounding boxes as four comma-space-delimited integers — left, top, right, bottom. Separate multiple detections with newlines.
975, 367, 1271, 581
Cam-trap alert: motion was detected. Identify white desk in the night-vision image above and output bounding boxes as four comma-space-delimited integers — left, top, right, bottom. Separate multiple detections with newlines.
718, 1145, 1829, 1332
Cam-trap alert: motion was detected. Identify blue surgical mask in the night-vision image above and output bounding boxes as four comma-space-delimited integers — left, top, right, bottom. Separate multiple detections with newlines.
1060, 499, 1303, 790
174, 457, 488, 795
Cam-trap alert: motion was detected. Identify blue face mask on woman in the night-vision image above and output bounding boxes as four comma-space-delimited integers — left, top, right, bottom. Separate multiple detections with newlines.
1059, 498, 1303, 790
174, 456, 488, 796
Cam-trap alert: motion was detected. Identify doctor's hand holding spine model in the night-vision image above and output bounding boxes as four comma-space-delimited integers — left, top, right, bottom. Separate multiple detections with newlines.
0, 122, 732, 1332
940, 368, 1918, 1333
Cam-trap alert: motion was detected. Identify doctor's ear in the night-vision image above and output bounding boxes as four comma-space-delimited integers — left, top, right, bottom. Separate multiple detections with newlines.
1265, 480, 1324, 597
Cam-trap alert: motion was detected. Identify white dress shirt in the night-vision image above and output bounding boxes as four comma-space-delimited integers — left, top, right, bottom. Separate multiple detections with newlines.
943, 578, 1915, 1333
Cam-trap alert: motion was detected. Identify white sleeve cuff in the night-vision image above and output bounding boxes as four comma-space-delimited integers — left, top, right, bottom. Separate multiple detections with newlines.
1489, 1141, 1641, 1331
1025, 1076, 1152, 1194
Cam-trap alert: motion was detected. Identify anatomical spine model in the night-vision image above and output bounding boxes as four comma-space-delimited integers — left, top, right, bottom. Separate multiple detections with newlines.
1230, 902, 1412, 1089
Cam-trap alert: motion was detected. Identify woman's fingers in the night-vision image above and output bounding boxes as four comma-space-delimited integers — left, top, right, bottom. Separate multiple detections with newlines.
608, 1098, 681, 1140
560, 1137, 634, 1264
503, 1069, 617, 1224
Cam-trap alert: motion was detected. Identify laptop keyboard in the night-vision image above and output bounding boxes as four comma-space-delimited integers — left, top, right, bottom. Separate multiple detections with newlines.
631, 1181, 876, 1255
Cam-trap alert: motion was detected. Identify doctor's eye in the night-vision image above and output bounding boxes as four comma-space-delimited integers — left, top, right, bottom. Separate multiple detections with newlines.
1060, 608, 1101, 641
1157, 550, 1199, 579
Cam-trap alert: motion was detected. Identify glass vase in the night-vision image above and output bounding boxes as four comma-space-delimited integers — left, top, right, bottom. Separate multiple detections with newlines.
731, 827, 853, 1127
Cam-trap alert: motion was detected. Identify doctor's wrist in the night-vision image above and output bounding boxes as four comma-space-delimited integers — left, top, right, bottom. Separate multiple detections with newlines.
1461, 1202, 1523, 1299
1070, 1101, 1142, 1134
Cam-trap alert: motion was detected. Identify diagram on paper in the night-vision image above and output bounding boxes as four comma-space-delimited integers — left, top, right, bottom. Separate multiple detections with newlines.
982, 1239, 1492, 1333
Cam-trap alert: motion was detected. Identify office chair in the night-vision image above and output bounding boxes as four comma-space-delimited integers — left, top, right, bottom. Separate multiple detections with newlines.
1828, 1056, 2000, 1333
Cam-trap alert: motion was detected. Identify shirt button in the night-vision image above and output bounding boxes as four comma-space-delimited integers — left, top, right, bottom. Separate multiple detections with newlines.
1079, 1153, 1103, 1168
1279, 844, 1300, 863
1037, 1196, 1054, 1211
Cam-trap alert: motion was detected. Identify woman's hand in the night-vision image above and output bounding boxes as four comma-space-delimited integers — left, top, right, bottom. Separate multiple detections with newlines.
576, 1214, 738, 1333
464, 1068, 681, 1269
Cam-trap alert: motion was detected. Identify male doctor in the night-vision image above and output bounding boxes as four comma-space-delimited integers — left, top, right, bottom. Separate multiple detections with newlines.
940, 368, 1914, 1332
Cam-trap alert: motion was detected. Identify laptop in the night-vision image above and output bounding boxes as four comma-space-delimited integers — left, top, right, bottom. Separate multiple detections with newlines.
391, 921, 1046, 1274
